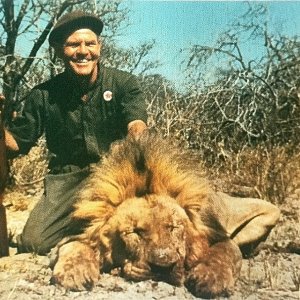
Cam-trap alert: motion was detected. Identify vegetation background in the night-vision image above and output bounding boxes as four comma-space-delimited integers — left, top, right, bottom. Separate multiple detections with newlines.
1, 0, 299, 203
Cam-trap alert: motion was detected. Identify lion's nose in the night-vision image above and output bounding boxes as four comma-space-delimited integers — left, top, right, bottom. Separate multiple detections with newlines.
148, 248, 178, 267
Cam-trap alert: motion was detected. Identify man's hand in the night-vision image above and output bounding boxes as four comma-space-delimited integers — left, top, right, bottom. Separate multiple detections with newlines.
0, 94, 19, 152
3, 129, 19, 152
127, 120, 147, 140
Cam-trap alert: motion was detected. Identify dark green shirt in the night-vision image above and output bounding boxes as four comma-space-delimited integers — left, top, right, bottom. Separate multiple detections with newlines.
9, 66, 147, 172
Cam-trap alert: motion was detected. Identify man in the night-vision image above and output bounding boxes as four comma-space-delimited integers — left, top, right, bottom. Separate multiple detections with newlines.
3, 10, 148, 254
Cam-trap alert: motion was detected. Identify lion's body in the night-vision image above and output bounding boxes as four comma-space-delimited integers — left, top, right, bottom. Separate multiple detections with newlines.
51, 133, 279, 298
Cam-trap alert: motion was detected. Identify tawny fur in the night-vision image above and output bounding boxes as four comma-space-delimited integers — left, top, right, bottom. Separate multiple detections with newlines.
51, 133, 243, 298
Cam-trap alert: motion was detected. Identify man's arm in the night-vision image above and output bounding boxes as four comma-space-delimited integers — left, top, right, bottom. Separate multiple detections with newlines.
117, 70, 148, 139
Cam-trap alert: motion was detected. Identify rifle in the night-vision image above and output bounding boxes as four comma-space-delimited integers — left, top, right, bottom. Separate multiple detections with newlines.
0, 97, 9, 257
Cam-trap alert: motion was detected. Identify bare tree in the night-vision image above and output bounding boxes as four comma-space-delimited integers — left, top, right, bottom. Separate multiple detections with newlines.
166, 3, 300, 202
0, 0, 159, 121
0, 0, 90, 119
100, 39, 159, 74
182, 3, 300, 151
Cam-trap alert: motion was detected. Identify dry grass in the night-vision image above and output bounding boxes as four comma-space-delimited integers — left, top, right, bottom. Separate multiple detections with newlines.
204, 144, 300, 204
146, 85, 300, 205
7, 133, 300, 207
9, 138, 48, 194
3, 190, 31, 211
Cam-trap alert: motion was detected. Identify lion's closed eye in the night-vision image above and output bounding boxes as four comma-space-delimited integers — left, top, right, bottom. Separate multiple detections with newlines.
166, 225, 177, 232
165, 224, 186, 241
166, 223, 184, 232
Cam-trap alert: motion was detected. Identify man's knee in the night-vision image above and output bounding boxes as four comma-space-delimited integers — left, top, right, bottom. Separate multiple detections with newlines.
17, 230, 58, 255
17, 218, 87, 255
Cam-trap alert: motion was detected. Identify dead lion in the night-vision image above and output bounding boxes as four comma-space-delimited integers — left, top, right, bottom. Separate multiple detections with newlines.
50, 133, 280, 298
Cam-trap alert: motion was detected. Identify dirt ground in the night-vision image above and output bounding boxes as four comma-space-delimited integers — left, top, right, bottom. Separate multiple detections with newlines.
0, 189, 299, 300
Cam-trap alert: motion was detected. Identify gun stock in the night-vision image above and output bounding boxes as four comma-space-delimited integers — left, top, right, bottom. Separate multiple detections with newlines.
0, 100, 9, 257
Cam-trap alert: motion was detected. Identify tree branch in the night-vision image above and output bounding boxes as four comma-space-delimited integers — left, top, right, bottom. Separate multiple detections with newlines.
13, 0, 87, 87
15, 0, 30, 31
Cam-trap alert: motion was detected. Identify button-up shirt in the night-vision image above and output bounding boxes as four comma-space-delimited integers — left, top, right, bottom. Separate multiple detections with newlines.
9, 65, 148, 173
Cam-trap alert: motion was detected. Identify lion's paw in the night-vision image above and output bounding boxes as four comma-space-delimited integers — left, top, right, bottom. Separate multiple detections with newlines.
50, 241, 100, 291
123, 260, 153, 281
185, 262, 235, 299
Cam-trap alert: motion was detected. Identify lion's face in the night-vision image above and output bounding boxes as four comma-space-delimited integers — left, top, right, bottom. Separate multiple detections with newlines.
100, 195, 190, 285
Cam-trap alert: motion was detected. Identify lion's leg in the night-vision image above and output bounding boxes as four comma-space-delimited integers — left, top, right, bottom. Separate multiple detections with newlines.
50, 240, 100, 291
212, 192, 280, 251
185, 239, 242, 298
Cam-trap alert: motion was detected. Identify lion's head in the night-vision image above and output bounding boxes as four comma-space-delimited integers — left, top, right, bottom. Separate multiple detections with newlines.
71, 133, 225, 288
97, 194, 196, 285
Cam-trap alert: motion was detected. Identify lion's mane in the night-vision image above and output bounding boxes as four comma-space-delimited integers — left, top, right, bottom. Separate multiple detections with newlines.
73, 132, 223, 243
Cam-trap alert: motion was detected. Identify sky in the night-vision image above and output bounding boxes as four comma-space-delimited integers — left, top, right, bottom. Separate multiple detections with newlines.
7, 1, 300, 90
113, 1, 300, 88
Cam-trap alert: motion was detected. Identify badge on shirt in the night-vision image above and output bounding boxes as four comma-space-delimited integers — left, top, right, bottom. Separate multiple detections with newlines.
103, 90, 113, 101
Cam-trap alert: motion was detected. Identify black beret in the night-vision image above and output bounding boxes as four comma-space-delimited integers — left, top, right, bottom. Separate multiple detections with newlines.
49, 10, 103, 46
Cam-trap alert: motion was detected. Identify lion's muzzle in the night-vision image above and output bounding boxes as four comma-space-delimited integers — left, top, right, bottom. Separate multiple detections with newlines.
147, 247, 180, 267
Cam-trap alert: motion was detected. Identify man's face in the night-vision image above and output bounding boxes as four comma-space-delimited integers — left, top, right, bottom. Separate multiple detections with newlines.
61, 29, 101, 79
